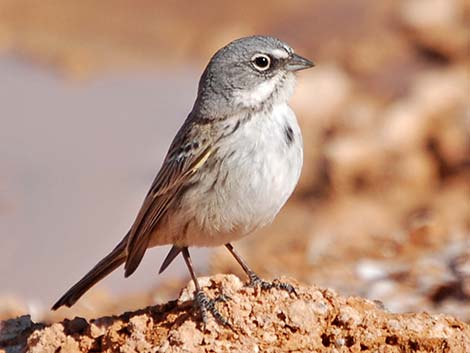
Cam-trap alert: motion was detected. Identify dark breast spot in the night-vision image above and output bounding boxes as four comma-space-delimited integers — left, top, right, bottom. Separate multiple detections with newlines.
284, 124, 294, 146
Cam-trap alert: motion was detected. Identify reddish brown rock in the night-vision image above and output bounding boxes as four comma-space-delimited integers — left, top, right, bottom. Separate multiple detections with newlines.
1, 275, 468, 353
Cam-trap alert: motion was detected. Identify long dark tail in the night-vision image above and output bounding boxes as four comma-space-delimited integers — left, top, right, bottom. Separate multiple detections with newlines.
51, 235, 128, 310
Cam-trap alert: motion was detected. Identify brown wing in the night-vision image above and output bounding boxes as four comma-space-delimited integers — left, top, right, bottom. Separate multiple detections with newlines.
123, 133, 213, 277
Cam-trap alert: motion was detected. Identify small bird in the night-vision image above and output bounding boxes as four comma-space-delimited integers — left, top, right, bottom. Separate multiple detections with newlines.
52, 35, 314, 325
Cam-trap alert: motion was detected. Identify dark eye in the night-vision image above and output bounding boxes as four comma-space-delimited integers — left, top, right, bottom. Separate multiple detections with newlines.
251, 54, 271, 71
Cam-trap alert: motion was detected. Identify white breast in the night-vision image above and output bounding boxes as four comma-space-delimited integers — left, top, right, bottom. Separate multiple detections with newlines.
170, 103, 303, 247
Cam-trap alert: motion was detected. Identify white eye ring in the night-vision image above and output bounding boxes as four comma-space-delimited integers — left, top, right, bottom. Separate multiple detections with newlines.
251, 54, 271, 71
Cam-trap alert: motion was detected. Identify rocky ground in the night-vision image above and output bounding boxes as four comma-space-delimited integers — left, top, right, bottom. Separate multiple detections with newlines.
1, 275, 469, 353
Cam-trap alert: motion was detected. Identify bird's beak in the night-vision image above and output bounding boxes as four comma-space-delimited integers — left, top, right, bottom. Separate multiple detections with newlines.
285, 53, 314, 72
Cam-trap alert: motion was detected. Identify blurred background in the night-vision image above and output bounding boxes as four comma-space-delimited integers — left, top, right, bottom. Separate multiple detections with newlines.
0, 0, 468, 323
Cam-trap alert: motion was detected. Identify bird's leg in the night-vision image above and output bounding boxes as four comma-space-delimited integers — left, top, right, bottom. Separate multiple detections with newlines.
181, 247, 230, 327
225, 243, 296, 294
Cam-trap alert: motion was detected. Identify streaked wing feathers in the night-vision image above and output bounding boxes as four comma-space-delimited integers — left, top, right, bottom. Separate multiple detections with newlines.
124, 144, 212, 277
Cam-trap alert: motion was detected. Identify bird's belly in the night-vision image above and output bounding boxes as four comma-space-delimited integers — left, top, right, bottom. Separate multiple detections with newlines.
155, 104, 303, 247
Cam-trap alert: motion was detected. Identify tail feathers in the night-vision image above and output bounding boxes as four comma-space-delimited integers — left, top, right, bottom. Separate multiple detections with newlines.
52, 240, 127, 310
158, 245, 182, 274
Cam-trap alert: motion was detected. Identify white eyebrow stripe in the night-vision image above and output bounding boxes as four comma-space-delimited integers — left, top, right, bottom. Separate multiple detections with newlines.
283, 45, 293, 54
271, 48, 289, 59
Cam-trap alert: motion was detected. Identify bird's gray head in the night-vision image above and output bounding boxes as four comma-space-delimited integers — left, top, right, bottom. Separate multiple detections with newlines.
193, 35, 314, 118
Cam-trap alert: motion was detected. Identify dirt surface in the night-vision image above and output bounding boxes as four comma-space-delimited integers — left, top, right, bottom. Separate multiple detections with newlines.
1, 275, 469, 353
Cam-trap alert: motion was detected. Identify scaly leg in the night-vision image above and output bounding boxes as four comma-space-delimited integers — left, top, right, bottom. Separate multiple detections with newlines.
182, 247, 230, 327
225, 243, 296, 293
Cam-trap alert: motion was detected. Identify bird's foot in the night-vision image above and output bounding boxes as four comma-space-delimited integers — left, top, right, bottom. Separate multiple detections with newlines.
194, 290, 231, 328
248, 272, 297, 294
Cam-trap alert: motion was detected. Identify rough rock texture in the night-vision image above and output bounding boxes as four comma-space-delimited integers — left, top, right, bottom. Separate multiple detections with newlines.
1, 275, 468, 353
1, 0, 469, 327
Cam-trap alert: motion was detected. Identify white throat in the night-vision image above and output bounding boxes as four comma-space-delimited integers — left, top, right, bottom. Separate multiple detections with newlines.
233, 72, 296, 109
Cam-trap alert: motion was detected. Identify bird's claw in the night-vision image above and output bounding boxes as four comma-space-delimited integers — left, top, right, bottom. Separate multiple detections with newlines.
248, 273, 297, 295
194, 290, 231, 328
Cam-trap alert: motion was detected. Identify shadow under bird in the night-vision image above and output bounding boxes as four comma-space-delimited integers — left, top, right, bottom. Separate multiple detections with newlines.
52, 35, 314, 325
